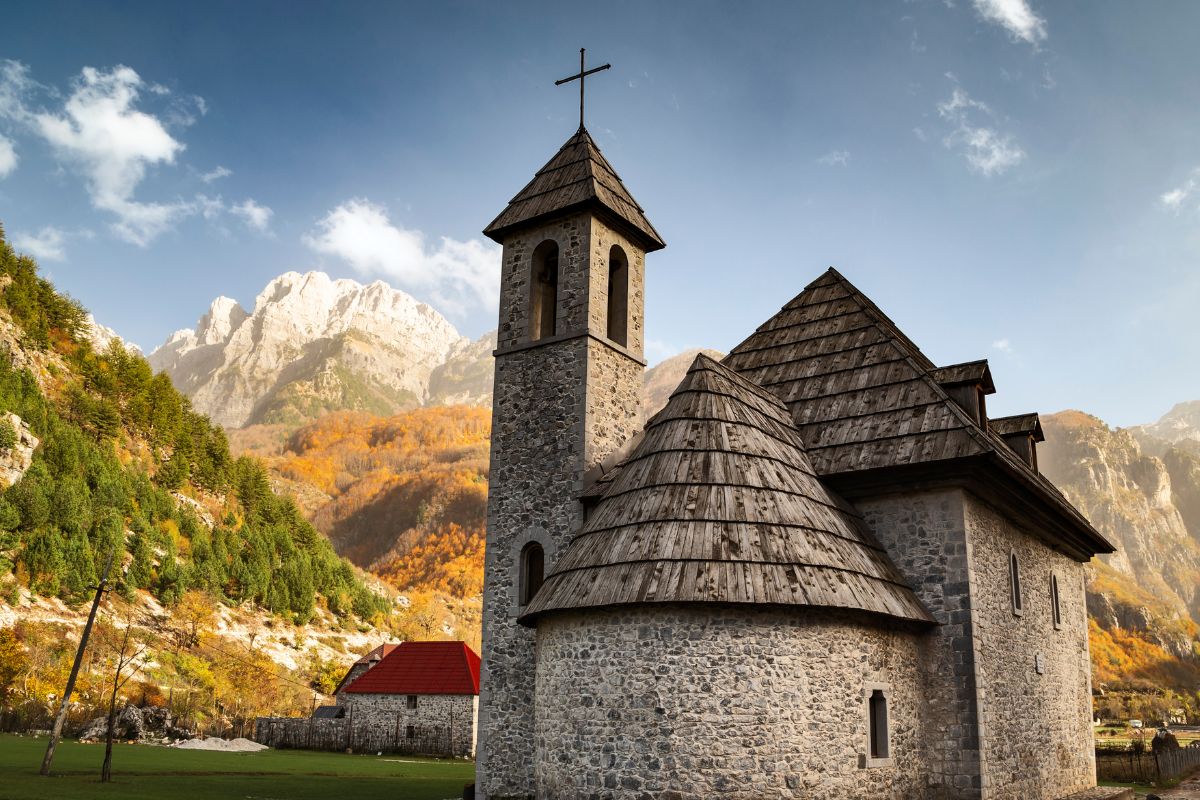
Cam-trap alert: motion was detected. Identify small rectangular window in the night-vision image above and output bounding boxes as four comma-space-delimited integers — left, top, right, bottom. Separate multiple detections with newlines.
869, 690, 889, 759
862, 683, 893, 768
405, 724, 415, 739
1050, 573, 1062, 630
1010, 551, 1023, 617
406, 695, 418, 710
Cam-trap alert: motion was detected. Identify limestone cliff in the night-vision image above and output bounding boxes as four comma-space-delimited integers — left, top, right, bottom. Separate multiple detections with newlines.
1040, 410, 1200, 666
149, 272, 478, 428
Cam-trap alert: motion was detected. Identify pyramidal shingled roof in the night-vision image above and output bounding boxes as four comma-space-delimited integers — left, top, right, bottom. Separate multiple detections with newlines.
520, 354, 933, 625
721, 268, 1113, 557
483, 126, 665, 251
722, 267, 987, 475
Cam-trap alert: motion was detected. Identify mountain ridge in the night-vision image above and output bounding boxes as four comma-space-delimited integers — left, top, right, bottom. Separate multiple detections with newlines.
149, 271, 491, 428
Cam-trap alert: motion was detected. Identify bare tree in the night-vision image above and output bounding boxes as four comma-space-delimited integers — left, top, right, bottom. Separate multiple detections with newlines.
100, 611, 148, 783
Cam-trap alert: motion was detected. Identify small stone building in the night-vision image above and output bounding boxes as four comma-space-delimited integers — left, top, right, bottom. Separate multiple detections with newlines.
341, 640, 479, 757
475, 124, 1118, 800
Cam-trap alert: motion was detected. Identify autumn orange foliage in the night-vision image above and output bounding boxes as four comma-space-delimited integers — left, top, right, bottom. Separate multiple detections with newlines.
269, 407, 490, 599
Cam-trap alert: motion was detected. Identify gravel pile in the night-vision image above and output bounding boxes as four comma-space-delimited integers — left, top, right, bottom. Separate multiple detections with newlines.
174, 737, 267, 752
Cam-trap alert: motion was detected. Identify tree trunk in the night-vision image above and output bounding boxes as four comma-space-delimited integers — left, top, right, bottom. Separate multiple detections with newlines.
101, 676, 120, 782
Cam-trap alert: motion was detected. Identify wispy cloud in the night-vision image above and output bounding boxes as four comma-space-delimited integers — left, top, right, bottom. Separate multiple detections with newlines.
199, 165, 231, 184
0, 61, 274, 246
303, 199, 500, 316
13, 226, 67, 261
936, 86, 1025, 176
972, 0, 1047, 45
992, 338, 1013, 354
0, 135, 15, 178
1160, 169, 1200, 214
817, 150, 850, 167
231, 198, 273, 232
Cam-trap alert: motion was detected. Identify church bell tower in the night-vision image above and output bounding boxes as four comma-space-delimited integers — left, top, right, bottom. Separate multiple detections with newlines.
475, 105, 665, 796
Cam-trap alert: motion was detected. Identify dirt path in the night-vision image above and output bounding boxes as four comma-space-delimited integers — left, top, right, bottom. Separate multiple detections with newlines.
1155, 772, 1200, 798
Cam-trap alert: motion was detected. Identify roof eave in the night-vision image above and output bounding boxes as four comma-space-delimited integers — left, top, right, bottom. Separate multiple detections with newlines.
483, 198, 666, 252
825, 454, 1115, 560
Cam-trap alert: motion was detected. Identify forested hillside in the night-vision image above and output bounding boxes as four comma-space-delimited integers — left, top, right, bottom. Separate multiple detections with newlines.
0, 226, 397, 734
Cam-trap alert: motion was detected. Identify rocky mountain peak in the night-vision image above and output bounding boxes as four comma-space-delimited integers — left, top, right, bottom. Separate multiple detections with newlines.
148, 271, 479, 429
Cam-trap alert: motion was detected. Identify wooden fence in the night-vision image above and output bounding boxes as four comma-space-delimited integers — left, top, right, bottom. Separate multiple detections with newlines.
1095, 745, 1200, 784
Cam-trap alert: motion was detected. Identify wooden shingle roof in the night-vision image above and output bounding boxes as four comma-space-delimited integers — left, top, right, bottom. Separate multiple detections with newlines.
722, 268, 989, 475
990, 413, 1045, 442
520, 354, 934, 626
722, 268, 1114, 558
483, 126, 665, 251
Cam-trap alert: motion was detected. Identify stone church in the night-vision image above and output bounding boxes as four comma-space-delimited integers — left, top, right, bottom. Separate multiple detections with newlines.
475, 123, 1116, 800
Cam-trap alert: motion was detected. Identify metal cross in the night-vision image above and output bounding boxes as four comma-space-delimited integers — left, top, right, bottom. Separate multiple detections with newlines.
555, 48, 611, 130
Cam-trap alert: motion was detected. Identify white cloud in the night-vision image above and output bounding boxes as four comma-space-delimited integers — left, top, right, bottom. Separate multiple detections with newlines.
13, 226, 67, 261
992, 338, 1013, 353
1160, 170, 1199, 214
817, 150, 850, 167
303, 199, 500, 315
0, 61, 210, 246
0, 135, 15, 177
936, 87, 1025, 176
200, 165, 231, 184
973, 0, 1047, 44
231, 198, 273, 232
30, 65, 188, 245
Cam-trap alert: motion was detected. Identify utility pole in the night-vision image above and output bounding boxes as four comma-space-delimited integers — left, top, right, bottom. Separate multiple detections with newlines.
40, 548, 115, 776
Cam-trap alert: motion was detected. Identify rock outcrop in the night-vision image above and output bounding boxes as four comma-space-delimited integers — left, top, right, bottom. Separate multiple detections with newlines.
78, 704, 192, 743
0, 412, 38, 488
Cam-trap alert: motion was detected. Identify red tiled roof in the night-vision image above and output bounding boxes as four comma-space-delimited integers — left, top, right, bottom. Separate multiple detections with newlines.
343, 641, 481, 696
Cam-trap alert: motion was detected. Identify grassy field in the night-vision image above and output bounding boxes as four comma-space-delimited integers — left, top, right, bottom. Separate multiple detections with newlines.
0, 734, 475, 800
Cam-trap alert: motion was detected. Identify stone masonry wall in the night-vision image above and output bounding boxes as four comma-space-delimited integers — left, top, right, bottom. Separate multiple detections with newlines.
962, 494, 1096, 799
534, 605, 929, 800
345, 693, 478, 757
256, 694, 477, 757
857, 489, 984, 799
479, 212, 647, 800
478, 336, 587, 797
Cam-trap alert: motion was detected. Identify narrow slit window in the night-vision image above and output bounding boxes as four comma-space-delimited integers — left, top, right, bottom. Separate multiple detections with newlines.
1010, 551, 1023, 616
520, 542, 545, 606
868, 690, 889, 760
606, 245, 628, 347
1050, 573, 1062, 629
530, 241, 559, 341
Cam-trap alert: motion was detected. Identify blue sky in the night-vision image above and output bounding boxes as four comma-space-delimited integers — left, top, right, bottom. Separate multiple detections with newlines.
1, 1, 1198, 427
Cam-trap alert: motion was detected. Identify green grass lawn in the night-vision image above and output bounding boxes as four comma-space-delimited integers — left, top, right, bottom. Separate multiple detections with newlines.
0, 734, 475, 800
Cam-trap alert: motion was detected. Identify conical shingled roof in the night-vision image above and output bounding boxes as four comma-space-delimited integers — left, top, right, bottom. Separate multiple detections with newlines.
483, 127, 665, 251
519, 354, 933, 625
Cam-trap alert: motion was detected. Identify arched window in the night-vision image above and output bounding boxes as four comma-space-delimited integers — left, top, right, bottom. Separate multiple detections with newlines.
1050, 573, 1062, 629
606, 245, 628, 346
519, 542, 545, 606
530, 241, 559, 341
1010, 551, 1023, 616
868, 689, 890, 760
